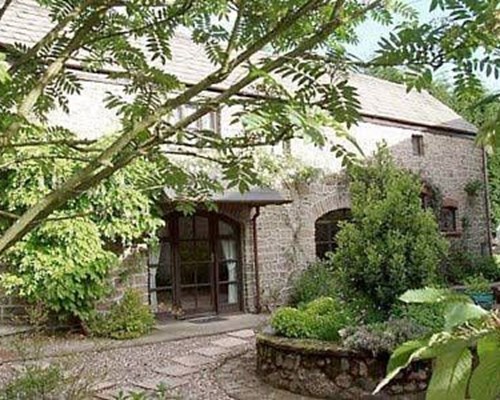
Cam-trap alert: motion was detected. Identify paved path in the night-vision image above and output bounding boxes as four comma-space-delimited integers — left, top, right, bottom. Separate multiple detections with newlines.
0, 327, 311, 399
91, 328, 311, 399
94, 329, 257, 399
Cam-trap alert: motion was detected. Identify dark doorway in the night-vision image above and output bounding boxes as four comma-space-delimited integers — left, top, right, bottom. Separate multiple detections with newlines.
148, 212, 242, 318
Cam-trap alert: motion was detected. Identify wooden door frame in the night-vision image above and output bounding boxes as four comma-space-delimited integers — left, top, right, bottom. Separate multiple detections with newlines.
164, 211, 243, 317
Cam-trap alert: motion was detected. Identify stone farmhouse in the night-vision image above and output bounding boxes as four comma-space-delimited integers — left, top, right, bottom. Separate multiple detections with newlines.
0, 1, 491, 320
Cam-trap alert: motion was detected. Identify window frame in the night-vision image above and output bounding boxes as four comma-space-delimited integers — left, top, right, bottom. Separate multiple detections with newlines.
440, 206, 458, 233
314, 208, 351, 259
412, 134, 424, 156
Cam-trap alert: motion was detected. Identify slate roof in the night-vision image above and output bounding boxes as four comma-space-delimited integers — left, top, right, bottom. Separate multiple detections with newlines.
0, 0, 478, 134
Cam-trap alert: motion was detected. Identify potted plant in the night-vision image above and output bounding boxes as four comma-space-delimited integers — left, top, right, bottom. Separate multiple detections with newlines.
464, 274, 494, 310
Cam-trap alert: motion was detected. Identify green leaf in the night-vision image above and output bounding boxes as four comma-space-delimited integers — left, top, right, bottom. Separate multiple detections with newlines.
374, 338, 429, 394
444, 303, 488, 330
426, 347, 472, 400
0, 53, 9, 83
469, 333, 500, 400
399, 288, 456, 304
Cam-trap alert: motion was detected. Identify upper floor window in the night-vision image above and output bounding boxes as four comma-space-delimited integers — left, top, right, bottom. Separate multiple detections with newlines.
412, 134, 424, 156
169, 103, 220, 133
314, 208, 351, 259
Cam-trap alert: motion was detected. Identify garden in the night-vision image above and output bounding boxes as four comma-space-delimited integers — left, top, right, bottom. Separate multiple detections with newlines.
258, 148, 500, 399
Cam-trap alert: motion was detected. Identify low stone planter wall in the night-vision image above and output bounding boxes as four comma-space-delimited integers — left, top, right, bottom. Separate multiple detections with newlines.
256, 333, 430, 399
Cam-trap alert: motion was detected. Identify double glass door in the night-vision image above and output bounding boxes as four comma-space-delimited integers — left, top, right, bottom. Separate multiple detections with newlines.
149, 212, 241, 317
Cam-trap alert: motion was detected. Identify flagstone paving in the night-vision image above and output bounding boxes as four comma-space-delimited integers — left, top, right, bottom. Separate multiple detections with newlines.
0, 326, 316, 399
154, 364, 199, 377
227, 329, 255, 339
194, 345, 233, 357
211, 337, 248, 348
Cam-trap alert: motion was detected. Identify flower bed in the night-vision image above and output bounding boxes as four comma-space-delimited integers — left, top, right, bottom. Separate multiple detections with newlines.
256, 333, 430, 399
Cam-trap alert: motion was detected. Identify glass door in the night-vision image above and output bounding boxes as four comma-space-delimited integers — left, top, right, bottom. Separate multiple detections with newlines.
216, 218, 241, 313
176, 215, 215, 315
150, 212, 242, 317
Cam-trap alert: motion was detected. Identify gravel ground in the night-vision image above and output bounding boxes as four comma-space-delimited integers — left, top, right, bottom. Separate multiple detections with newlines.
0, 331, 310, 400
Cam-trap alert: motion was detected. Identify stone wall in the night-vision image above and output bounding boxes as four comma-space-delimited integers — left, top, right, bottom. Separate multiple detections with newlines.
256, 334, 429, 399
97, 245, 150, 311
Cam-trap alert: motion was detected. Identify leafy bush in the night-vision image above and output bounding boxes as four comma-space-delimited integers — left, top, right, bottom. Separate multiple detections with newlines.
290, 259, 339, 307
340, 318, 429, 356
464, 274, 491, 294
271, 297, 354, 341
0, 219, 116, 322
0, 364, 95, 399
89, 289, 155, 340
440, 247, 500, 284
391, 302, 445, 332
0, 148, 162, 324
332, 146, 448, 313
271, 307, 312, 339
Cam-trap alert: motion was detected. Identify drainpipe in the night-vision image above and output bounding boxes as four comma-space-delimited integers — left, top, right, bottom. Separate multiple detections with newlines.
482, 148, 493, 255
251, 206, 261, 313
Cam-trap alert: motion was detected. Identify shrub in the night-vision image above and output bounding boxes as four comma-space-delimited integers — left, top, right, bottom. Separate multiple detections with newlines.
440, 247, 500, 284
464, 274, 491, 294
391, 302, 445, 332
271, 297, 354, 341
0, 219, 116, 322
89, 289, 155, 340
340, 318, 429, 356
332, 146, 448, 313
271, 307, 312, 339
290, 259, 339, 307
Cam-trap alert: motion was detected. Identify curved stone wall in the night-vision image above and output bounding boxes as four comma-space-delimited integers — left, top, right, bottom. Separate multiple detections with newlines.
256, 334, 430, 399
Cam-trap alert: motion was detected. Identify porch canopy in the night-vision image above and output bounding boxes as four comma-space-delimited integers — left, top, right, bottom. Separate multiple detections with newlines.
211, 187, 291, 206
163, 187, 292, 206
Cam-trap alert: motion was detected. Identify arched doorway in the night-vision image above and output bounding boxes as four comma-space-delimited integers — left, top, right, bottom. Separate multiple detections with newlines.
314, 208, 351, 259
149, 212, 242, 317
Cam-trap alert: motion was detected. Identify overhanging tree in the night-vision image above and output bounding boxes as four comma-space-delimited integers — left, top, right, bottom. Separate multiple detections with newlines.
0, 0, 498, 258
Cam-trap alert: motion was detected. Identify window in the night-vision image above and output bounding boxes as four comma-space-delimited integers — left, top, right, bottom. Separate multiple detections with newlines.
169, 103, 220, 133
314, 208, 351, 259
412, 134, 424, 156
440, 207, 457, 232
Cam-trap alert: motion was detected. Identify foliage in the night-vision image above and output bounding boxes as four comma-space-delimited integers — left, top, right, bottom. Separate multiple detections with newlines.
0, 364, 95, 400
89, 289, 155, 340
440, 247, 500, 285
0, 139, 166, 321
340, 318, 430, 356
0, 219, 116, 321
271, 297, 354, 341
289, 258, 340, 307
112, 383, 170, 400
332, 146, 448, 313
0, 53, 9, 83
486, 144, 500, 228
464, 274, 491, 295
376, 287, 500, 400
464, 179, 483, 197
391, 302, 446, 333
371, 1, 499, 98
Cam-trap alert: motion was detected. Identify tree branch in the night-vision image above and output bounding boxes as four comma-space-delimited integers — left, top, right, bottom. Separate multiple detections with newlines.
8, 0, 97, 74
85, 0, 194, 45
0, 0, 13, 24
0, 0, 379, 255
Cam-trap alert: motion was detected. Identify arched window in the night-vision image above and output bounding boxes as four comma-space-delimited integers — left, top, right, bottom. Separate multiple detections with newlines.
314, 208, 351, 259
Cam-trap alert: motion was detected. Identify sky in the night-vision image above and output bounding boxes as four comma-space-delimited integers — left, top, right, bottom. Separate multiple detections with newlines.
347, 0, 499, 91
